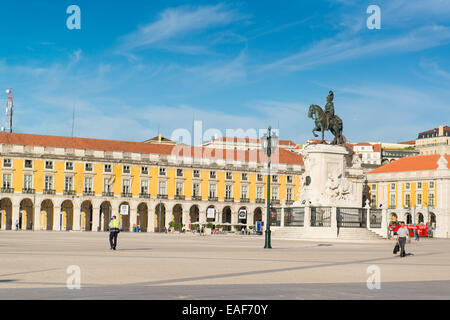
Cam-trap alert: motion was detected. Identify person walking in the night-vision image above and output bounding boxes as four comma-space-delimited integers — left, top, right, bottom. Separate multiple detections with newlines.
108, 216, 120, 250
397, 222, 410, 258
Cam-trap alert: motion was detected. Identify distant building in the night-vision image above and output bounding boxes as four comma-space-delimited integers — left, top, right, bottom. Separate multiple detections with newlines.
201, 136, 300, 152
143, 134, 177, 145
346, 142, 419, 166
416, 125, 450, 155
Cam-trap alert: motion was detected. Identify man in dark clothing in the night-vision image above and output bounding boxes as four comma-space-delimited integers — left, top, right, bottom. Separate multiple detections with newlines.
397, 222, 410, 257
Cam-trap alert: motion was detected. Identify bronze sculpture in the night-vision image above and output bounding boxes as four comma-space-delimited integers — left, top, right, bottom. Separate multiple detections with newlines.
308, 90, 345, 145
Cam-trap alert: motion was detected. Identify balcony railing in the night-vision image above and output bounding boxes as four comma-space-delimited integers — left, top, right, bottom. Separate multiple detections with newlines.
1, 187, 14, 194
175, 195, 185, 200
157, 194, 168, 199
83, 191, 95, 197
256, 198, 265, 204
121, 192, 133, 198
102, 192, 114, 197
208, 196, 218, 201
240, 198, 250, 203
271, 199, 281, 205
225, 197, 234, 202
22, 188, 35, 194
139, 193, 150, 199
64, 190, 76, 196
285, 200, 294, 205
43, 189, 56, 195
192, 195, 202, 201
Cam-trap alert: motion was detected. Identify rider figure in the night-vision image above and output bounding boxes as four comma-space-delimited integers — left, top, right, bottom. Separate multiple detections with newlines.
324, 90, 335, 131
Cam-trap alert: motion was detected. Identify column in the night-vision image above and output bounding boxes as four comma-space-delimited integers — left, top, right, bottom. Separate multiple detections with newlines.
247, 209, 254, 228
331, 207, 338, 238
199, 208, 207, 225
182, 207, 189, 231
366, 207, 371, 230
381, 208, 388, 238
11, 204, 19, 231
281, 207, 285, 227
33, 204, 41, 231
73, 202, 81, 231
231, 208, 238, 231
92, 206, 100, 232
304, 205, 311, 229
129, 206, 137, 232
147, 207, 155, 233
53, 206, 61, 231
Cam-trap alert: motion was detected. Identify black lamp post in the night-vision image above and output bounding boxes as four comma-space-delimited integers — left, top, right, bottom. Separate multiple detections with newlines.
261, 126, 278, 249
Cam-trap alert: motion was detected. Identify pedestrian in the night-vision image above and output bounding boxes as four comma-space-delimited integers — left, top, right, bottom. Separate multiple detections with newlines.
15, 220, 19, 231
415, 227, 420, 241
108, 216, 120, 251
396, 221, 410, 258
201, 226, 204, 236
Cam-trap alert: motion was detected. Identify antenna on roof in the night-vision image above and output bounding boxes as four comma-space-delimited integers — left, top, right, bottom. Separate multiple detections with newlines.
4, 89, 14, 133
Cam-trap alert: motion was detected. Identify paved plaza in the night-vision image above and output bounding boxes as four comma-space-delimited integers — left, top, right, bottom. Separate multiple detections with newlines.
1, 231, 450, 300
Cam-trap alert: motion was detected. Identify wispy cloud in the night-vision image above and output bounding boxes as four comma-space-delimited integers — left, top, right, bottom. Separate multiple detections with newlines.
117, 4, 247, 55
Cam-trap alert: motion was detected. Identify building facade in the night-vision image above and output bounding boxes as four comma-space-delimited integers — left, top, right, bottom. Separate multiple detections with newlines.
0, 132, 303, 233
416, 125, 450, 155
367, 152, 450, 238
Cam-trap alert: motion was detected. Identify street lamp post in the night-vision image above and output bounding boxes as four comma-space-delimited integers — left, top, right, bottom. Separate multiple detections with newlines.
261, 126, 278, 249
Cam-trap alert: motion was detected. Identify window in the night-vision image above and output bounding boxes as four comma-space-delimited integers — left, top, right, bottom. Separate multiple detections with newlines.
24, 174, 33, 190
428, 193, 435, 207
226, 172, 233, 180
271, 187, 279, 200
287, 176, 293, 183
286, 188, 293, 201
177, 169, 183, 177
405, 183, 410, 190
3, 159, 11, 168
141, 166, 148, 175
25, 160, 33, 168
391, 183, 396, 191
241, 173, 248, 181
123, 165, 130, 174
84, 177, 93, 193
122, 179, 131, 194
371, 194, 377, 207
417, 182, 422, 189
193, 183, 200, 197
2, 174, 11, 189
104, 178, 112, 193
159, 167, 166, 176
257, 186, 264, 200
104, 164, 112, 173
176, 182, 184, 196
64, 176, 73, 191
45, 161, 53, 170
225, 185, 233, 199
390, 194, 396, 207
429, 181, 435, 189
44, 176, 53, 190
210, 171, 216, 179
417, 193, 422, 206
405, 194, 411, 208
140, 180, 149, 194
66, 162, 74, 171
241, 185, 248, 199
158, 181, 167, 195
257, 174, 263, 182
371, 184, 377, 190
209, 184, 217, 198
85, 163, 93, 172
193, 170, 200, 178
272, 175, 278, 183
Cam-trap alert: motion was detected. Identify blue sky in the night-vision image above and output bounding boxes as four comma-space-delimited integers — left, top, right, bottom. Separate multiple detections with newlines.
0, 0, 449, 144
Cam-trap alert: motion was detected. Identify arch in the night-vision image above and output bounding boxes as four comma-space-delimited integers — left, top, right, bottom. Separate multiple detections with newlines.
119, 202, 130, 232
155, 203, 166, 232
222, 206, 232, 231
390, 212, 397, 222
0, 198, 13, 230
100, 201, 112, 232
429, 213, 436, 227
81, 200, 93, 231
254, 207, 263, 224
61, 200, 74, 231
172, 204, 183, 231
137, 203, 148, 232
417, 212, 424, 224
41, 199, 54, 231
19, 199, 33, 230
405, 213, 412, 225
189, 205, 200, 229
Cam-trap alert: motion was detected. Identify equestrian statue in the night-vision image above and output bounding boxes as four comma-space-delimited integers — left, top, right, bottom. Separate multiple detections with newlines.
308, 90, 345, 145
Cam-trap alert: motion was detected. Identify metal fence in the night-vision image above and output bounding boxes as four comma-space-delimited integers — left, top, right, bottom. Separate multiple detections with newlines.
284, 207, 304, 227
311, 207, 332, 227
337, 208, 366, 228
369, 209, 382, 228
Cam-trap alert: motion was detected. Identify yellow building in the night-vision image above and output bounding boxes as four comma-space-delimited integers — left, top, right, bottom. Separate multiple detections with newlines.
367, 152, 450, 237
0, 132, 303, 233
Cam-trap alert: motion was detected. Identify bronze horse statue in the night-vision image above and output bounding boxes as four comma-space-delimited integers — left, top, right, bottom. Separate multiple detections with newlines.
308, 104, 345, 145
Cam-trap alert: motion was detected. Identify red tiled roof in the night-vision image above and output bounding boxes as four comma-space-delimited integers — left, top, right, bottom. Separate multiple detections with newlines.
0, 132, 303, 165
367, 154, 450, 174
398, 140, 416, 145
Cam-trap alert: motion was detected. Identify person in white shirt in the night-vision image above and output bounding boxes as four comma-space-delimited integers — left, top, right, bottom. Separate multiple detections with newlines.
397, 222, 410, 258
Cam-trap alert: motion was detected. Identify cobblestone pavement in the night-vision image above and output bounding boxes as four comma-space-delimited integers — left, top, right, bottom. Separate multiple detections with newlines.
1, 231, 449, 299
